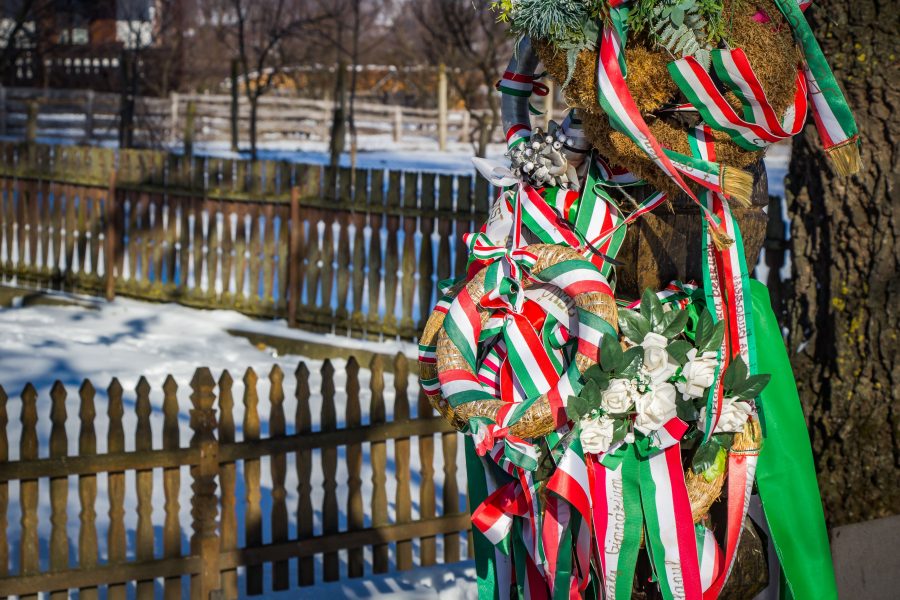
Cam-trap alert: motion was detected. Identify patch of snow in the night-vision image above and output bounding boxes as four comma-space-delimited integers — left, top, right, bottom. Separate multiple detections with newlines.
277, 561, 477, 599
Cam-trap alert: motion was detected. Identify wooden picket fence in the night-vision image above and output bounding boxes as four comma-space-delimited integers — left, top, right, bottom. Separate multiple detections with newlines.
0, 141, 494, 339
0, 353, 469, 598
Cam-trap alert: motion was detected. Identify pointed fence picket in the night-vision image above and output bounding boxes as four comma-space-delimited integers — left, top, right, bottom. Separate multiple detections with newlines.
0, 354, 470, 598
0, 141, 492, 341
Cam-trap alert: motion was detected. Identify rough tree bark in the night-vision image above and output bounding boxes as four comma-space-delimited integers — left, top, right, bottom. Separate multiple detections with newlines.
785, 0, 899, 527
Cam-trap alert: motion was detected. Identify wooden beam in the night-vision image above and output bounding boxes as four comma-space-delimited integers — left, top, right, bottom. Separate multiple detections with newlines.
218, 513, 471, 568
0, 447, 201, 482
0, 556, 202, 597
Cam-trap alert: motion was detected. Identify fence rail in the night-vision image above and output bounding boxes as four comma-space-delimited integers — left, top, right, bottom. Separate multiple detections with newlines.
0, 141, 494, 339
0, 354, 468, 598
0, 85, 501, 148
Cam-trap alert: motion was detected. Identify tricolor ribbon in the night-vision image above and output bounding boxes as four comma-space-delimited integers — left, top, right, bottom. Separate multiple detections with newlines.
595, 13, 725, 235
589, 418, 703, 600
692, 127, 762, 598
773, 0, 861, 174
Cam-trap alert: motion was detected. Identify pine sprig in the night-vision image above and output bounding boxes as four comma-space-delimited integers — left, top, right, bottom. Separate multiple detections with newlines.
629, 0, 729, 69
490, 0, 605, 86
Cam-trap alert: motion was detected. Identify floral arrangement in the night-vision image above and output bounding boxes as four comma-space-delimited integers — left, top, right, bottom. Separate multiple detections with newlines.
419, 1, 857, 597
569, 288, 770, 480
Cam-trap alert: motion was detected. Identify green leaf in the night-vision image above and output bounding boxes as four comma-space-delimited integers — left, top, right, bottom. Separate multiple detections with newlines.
642, 288, 666, 331
581, 378, 602, 406
723, 356, 748, 392
734, 374, 771, 400
695, 309, 713, 349
699, 320, 725, 353
667, 340, 693, 366
612, 419, 630, 444
600, 334, 625, 372
594, 372, 611, 391
701, 446, 728, 482
660, 309, 690, 339
583, 364, 604, 381
566, 394, 592, 422
618, 308, 651, 344
619, 346, 643, 378
676, 398, 699, 422
691, 439, 721, 474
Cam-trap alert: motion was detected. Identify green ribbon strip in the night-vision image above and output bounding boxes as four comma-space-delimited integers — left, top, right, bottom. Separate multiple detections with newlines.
771, 0, 859, 145
750, 280, 838, 600
465, 437, 506, 600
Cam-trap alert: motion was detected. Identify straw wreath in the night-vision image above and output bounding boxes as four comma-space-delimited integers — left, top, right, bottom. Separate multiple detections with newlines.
433, 244, 618, 439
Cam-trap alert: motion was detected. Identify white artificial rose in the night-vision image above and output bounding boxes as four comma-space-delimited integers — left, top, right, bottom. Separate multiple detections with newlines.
699, 397, 752, 434
676, 348, 719, 398
641, 332, 678, 384
580, 414, 615, 455
634, 382, 678, 434
601, 378, 637, 414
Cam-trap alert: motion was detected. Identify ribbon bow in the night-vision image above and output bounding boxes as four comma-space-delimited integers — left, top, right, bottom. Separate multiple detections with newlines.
464, 231, 537, 314
470, 417, 540, 473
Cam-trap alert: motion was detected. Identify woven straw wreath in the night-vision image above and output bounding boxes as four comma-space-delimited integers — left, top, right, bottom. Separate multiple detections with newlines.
427, 244, 617, 439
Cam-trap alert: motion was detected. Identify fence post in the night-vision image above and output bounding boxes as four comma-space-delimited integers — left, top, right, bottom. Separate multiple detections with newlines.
25, 100, 38, 145
84, 89, 95, 141
190, 368, 220, 600
437, 63, 448, 151
393, 106, 403, 142
105, 169, 117, 301
460, 110, 470, 143
184, 100, 196, 159
287, 186, 301, 327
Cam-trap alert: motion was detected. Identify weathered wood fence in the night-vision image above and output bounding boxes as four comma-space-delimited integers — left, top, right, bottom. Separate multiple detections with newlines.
0, 85, 500, 149
0, 354, 468, 598
0, 141, 494, 339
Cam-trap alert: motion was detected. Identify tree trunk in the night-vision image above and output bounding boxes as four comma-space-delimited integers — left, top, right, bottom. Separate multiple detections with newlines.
249, 96, 258, 161
784, 0, 899, 527
327, 61, 347, 196
231, 58, 240, 152
118, 50, 136, 149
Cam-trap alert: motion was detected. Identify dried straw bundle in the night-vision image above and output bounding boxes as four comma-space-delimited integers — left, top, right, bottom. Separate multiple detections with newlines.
686, 418, 763, 523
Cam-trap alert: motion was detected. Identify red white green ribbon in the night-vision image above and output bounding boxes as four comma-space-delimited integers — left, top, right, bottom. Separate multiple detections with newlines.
590, 418, 702, 600
668, 50, 808, 151
693, 128, 762, 598
595, 21, 723, 232
696, 524, 722, 592
772, 0, 860, 155
594, 154, 645, 187
497, 70, 550, 118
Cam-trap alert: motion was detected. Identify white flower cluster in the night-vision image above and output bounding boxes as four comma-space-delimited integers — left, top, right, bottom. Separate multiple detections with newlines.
699, 397, 753, 434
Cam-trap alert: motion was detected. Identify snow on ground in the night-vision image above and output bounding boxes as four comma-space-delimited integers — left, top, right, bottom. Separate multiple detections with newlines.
0, 292, 469, 593
272, 561, 477, 599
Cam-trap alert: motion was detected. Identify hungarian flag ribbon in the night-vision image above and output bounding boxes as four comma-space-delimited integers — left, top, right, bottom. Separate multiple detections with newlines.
595, 16, 723, 233
772, 0, 861, 175
589, 419, 702, 600
669, 50, 808, 151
